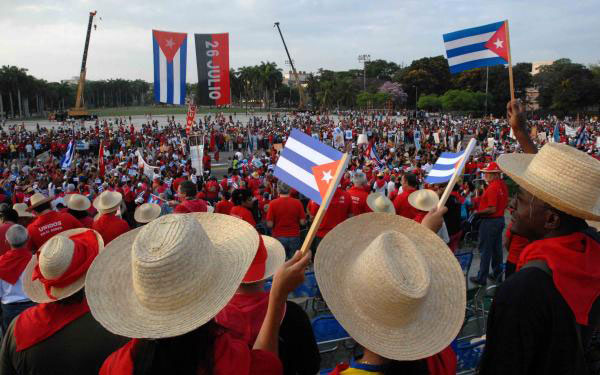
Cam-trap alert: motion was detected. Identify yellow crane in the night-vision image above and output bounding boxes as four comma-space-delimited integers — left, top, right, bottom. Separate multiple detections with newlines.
274, 22, 307, 110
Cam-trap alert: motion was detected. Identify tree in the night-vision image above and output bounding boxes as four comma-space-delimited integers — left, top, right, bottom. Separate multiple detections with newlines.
378, 81, 407, 105
417, 94, 442, 111
365, 59, 400, 81
395, 56, 452, 106
440, 89, 487, 112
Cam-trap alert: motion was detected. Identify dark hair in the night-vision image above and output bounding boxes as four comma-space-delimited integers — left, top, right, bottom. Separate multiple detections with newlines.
57, 289, 86, 306
0, 204, 19, 223
404, 173, 418, 188
382, 359, 429, 375
179, 180, 197, 198
222, 191, 231, 200
132, 321, 222, 375
32, 201, 52, 214
68, 208, 90, 220
232, 189, 252, 206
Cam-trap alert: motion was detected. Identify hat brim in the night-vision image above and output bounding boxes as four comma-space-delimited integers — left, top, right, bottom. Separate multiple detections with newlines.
85, 213, 259, 339
243, 236, 285, 284
408, 191, 439, 212
26, 197, 53, 211
66, 195, 92, 211
134, 204, 161, 224
498, 153, 600, 220
23, 228, 104, 303
315, 213, 465, 360
366, 193, 395, 214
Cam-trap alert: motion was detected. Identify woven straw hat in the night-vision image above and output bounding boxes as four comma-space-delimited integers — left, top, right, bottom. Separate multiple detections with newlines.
27, 193, 52, 211
23, 228, 104, 303
497, 143, 600, 220
588, 221, 600, 231
134, 203, 161, 224
245, 235, 285, 284
315, 213, 465, 360
93, 191, 122, 213
367, 193, 395, 214
66, 194, 91, 211
13, 203, 34, 218
408, 189, 439, 212
85, 213, 259, 338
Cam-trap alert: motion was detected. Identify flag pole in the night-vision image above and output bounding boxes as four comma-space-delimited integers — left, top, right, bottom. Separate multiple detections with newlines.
505, 20, 515, 101
437, 138, 476, 210
300, 153, 350, 255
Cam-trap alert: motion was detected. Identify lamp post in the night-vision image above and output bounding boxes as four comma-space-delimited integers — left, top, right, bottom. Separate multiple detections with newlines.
358, 54, 370, 91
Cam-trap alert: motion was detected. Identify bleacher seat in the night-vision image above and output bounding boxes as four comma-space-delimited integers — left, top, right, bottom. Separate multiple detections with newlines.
452, 337, 486, 374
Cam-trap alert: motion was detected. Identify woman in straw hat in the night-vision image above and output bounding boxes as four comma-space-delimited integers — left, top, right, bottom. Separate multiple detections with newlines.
407, 189, 450, 244
86, 213, 311, 374
217, 235, 320, 375
0, 228, 129, 375
66, 193, 94, 228
478, 100, 600, 375
133, 203, 161, 227
92, 191, 130, 245
315, 208, 461, 375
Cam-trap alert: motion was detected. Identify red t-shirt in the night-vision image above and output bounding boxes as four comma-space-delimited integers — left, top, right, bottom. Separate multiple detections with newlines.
479, 179, 508, 218
215, 199, 234, 215
27, 211, 83, 250
230, 205, 256, 227
92, 214, 130, 245
174, 199, 208, 213
266, 196, 305, 237
205, 180, 220, 200
347, 186, 370, 216
308, 189, 352, 238
393, 187, 418, 219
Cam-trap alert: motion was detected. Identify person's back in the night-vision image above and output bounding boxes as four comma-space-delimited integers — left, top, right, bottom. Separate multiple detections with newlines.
92, 213, 130, 245
267, 196, 304, 238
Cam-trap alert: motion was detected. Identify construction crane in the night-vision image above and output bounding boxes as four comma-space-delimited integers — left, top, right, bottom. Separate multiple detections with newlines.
274, 22, 307, 110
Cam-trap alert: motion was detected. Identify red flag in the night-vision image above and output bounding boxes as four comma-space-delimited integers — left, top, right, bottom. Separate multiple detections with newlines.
98, 140, 105, 178
186, 104, 196, 135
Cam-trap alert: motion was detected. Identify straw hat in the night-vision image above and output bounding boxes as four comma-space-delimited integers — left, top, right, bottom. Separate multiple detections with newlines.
23, 228, 104, 303
85, 213, 259, 338
134, 203, 161, 224
497, 142, 600, 221
93, 191, 122, 213
481, 161, 501, 173
246, 235, 285, 284
315, 213, 465, 360
13, 203, 34, 218
367, 193, 395, 214
27, 193, 52, 211
408, 189, 439, 212
66, 194, 91, 211
588, 221, 600, 231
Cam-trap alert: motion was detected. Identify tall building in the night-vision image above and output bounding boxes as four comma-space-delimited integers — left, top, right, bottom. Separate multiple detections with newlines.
283, 70, 309, 87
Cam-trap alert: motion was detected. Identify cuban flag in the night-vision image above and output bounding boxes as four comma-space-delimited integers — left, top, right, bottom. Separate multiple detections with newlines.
153, 30, 187, 105
61, 140, 75, 170
425, 150, 468, 184
575, 125, 589, 147
148, 194, 161, 204
274, 129, 347, 205
365, 142, 384, 167
443, 21, 510, 74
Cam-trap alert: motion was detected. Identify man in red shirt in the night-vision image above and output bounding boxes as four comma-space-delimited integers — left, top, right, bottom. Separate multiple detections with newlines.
204, 177, 220, 205
307, 187, 352, 259
92, 191, 130, 245
174, 180, 208, 213
266, 182, 306, 259
26, 193, 82, 251
393, 173, 419, 219
470, 161, 508, 285
214, 191, 234, 215
347, 172, 371, 216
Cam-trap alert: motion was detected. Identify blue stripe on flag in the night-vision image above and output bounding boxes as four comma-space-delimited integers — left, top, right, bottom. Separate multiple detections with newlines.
446, 42, 487, 58
289, 129, 342, 161
443, 21, 505, 42
425, 175, 454, 184
280, 148, 315, 175
179, 38, 187, 105
449, 57, 507, 74
431, 163, 456, 171
273, 165, 322, 203
153, 37, 160, 103
166, 61, 174, 104
439, 152, 465, 160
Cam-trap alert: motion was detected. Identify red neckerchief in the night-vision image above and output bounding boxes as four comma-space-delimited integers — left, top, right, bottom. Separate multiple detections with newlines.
517, 232, 600, 324
0, 247, 32, 285
14, 298, 90, 351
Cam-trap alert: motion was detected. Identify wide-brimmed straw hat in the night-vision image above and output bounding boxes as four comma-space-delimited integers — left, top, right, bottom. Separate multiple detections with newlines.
242, 235, 285, 284
588, 221, 600, 231
23, 228, 104, 303
134, 203, 161, 224
13, 203, 34, 218
315, 213, 465, 360
85, 213, 259, 338
408, 189, 439, 212
66, 194, 91, 211
93, 191, 122, 213
481, 161, 501, 173
367, 193, 395, 214
497, 142, 600, 220
27, 193, 53, 211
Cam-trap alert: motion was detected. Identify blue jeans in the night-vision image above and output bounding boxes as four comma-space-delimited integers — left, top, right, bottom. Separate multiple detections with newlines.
2, 301, 36, 332
276, 236, 302, 259
476, 217, 505, 283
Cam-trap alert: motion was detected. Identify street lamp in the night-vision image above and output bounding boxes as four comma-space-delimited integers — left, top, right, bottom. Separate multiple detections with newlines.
358, 54, 370, 91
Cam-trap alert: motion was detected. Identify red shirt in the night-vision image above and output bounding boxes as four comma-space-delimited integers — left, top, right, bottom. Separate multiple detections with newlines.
266, 196, 305, 237
27, 211, 83, 250
308, 189, 352, 238
393, 187, 418, 219
230, 206, 256, 227
479, 179, 508, 218
205, 180, 220, 200
215, 199, 234, 215
174, 199, 208, 213
347, 186, 370, 216
92, 214, 130, 245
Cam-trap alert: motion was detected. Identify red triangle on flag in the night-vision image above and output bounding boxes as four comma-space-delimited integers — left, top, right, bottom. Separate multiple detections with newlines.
484, 22, 509, 62
312, 160, 341, 200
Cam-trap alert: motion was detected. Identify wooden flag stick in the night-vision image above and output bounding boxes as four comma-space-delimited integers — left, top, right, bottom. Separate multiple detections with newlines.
300, 153, 350, 255
505, 20, 515, 101
437, 138, 477, 210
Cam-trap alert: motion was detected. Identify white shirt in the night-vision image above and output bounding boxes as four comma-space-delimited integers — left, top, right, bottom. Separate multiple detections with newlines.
0, 271, 31, 304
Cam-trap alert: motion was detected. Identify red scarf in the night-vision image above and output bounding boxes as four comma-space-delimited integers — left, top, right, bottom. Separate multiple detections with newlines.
14, 298, 90, 351
517, 232, 600, 325
0, 248, 32, 285
31, 230, 99, 300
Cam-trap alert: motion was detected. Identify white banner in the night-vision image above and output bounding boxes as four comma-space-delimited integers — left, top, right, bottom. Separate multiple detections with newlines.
135, 150, 158, 180
433, 132, 440, 144
190, 145, 204, 176
565, 125, 578, 137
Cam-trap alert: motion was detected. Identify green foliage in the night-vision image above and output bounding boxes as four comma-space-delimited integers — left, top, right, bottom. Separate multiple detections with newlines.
394, 56, 452, 106
356, 91, 390, 108
440, 90, 488, 112
417, 94, 442, 111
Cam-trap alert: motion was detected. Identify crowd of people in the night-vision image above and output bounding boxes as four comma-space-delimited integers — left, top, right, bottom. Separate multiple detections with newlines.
0, 99, 596, 374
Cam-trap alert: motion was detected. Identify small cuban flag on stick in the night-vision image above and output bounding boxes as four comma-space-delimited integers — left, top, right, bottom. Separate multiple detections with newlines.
60, 140, 75, 170
274, 129, 349, 254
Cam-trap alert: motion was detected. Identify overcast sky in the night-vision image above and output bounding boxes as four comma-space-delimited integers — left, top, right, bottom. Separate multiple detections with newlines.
1, 0, 598, 82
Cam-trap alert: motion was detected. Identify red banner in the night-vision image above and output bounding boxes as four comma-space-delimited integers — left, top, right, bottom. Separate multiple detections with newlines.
98, 140, 105, 178
186, 104, 196, 135
194, 33, 231, 106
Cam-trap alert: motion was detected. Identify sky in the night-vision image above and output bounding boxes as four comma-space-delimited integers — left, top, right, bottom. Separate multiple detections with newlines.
1, 0, 598, 83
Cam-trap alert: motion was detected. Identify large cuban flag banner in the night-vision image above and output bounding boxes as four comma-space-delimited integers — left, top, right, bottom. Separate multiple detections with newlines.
152, 30, 187, 105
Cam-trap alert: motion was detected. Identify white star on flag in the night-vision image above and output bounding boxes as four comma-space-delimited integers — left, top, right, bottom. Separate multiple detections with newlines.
493, 38, 503, 49
321, 170, 333, 184
165, 39, 175, 48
